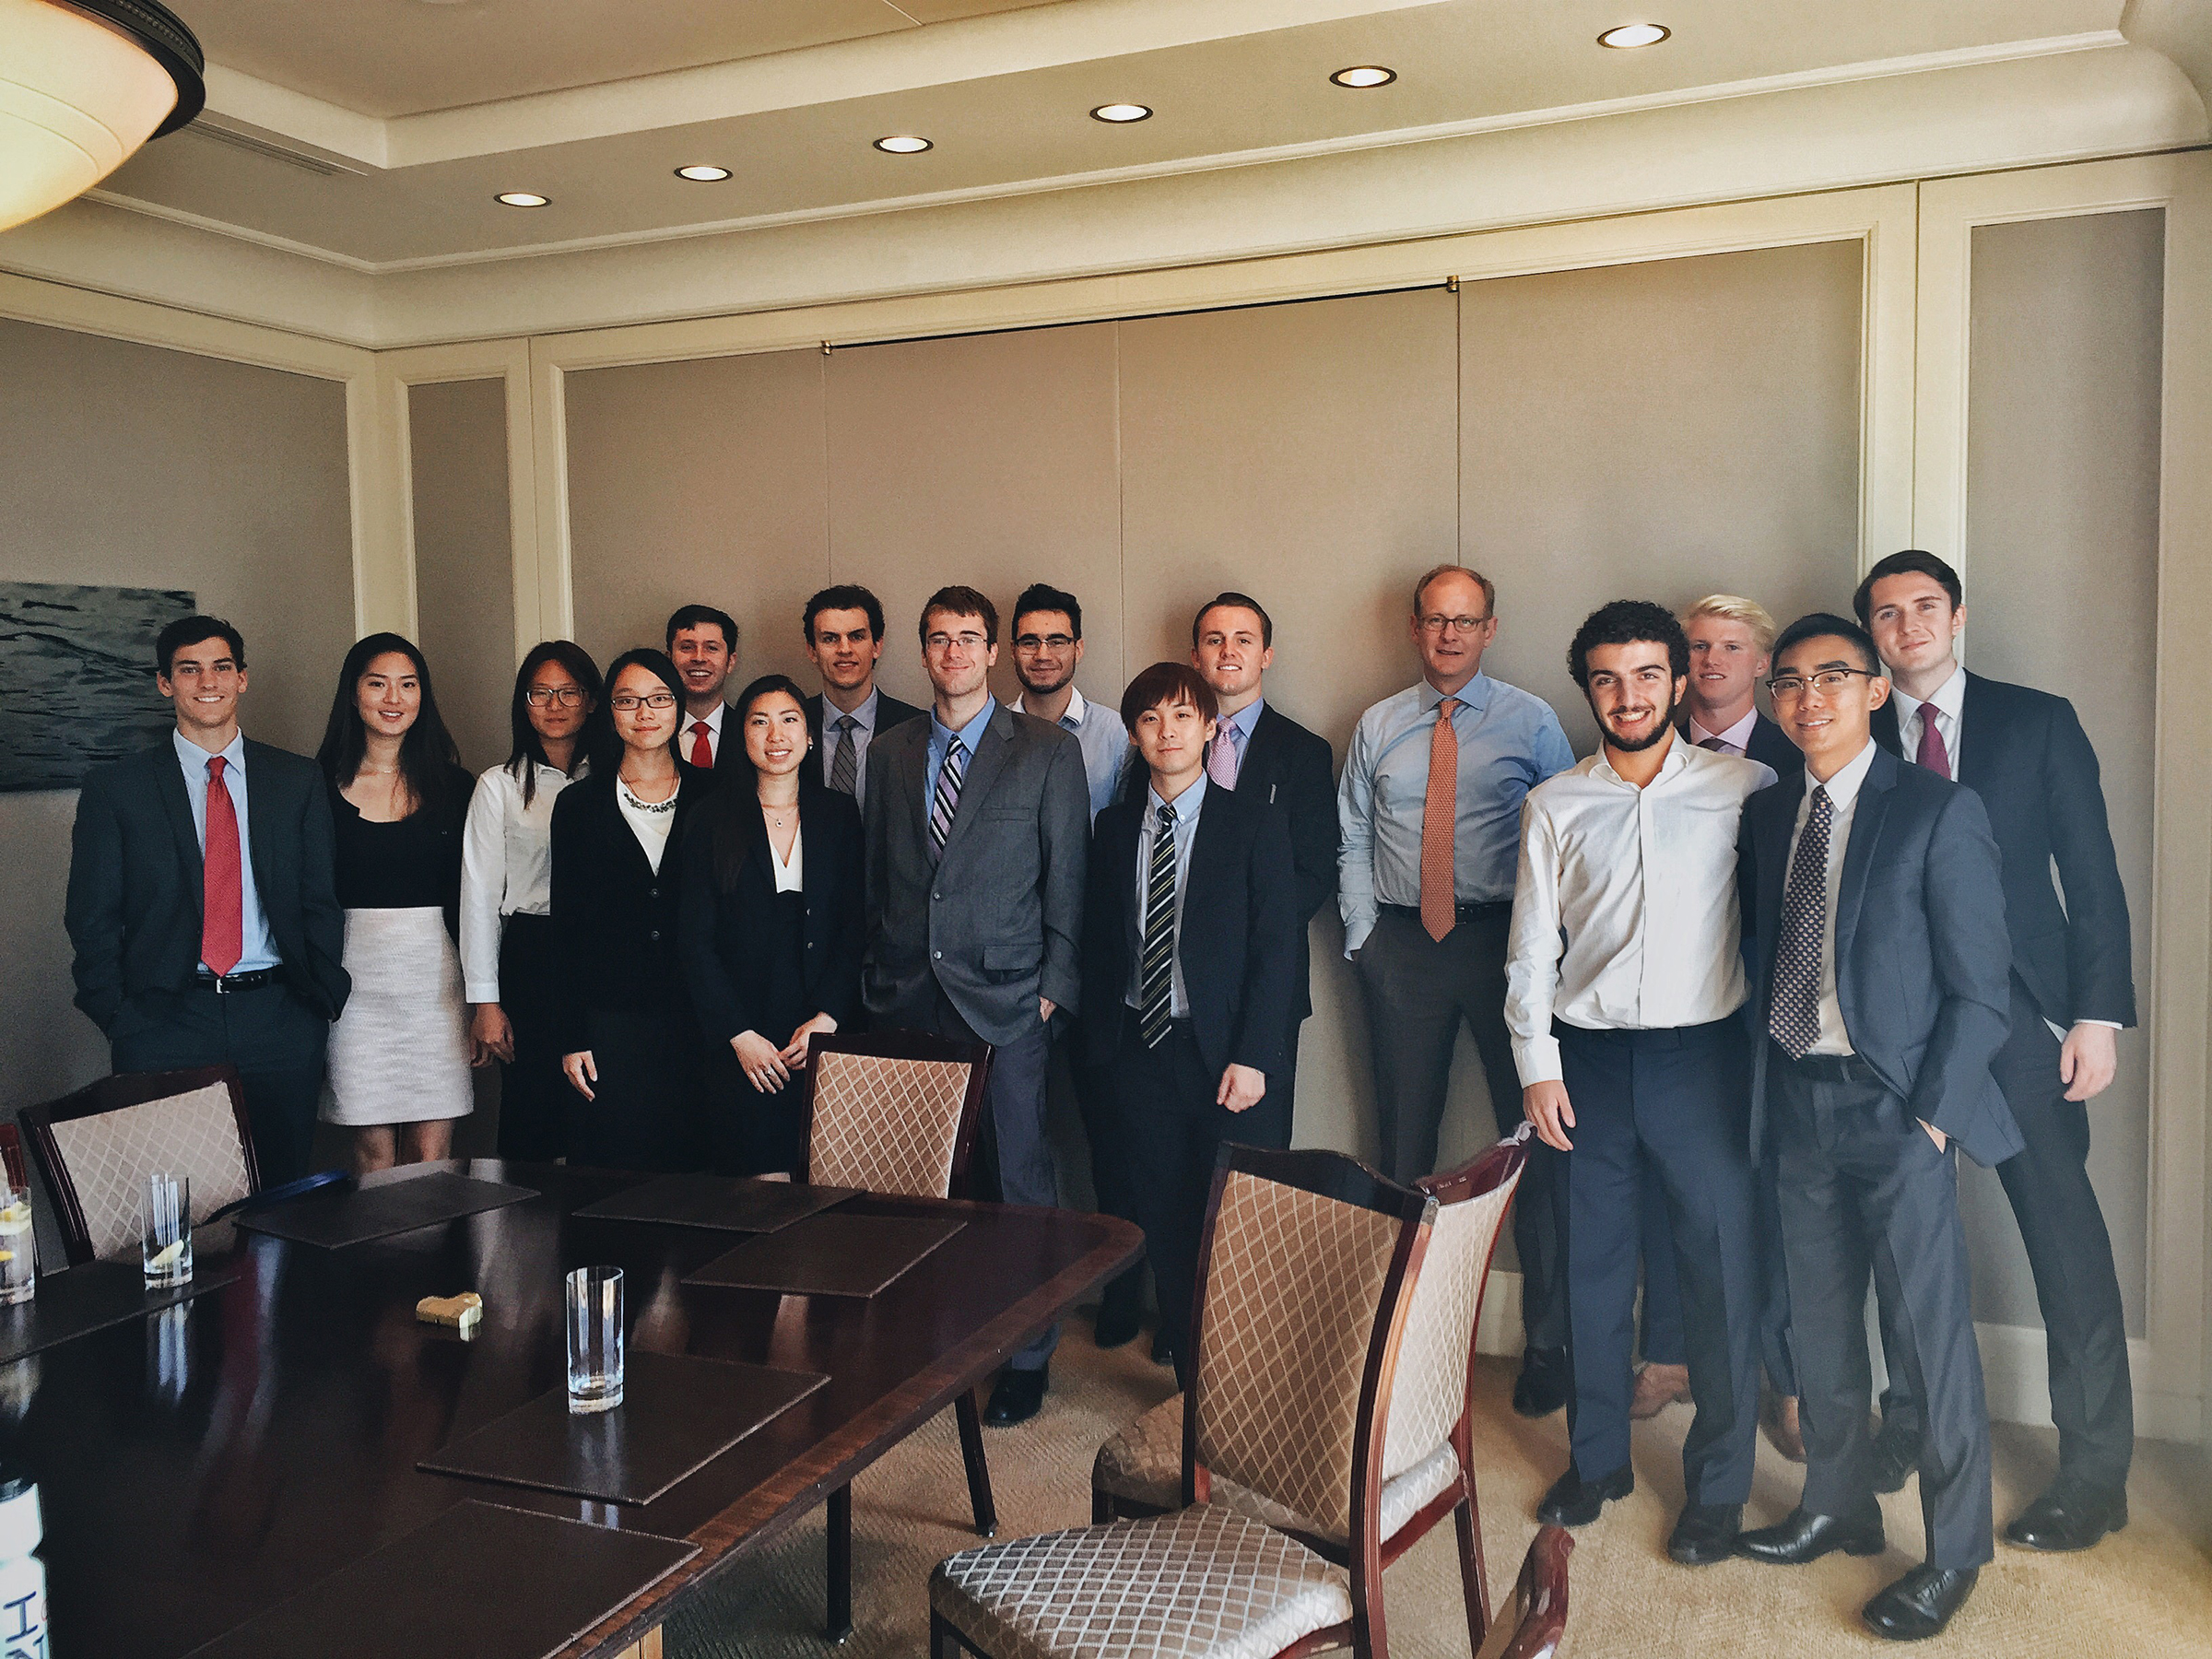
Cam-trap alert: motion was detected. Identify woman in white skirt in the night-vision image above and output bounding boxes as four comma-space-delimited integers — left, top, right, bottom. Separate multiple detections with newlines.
315, 632, 477, 1172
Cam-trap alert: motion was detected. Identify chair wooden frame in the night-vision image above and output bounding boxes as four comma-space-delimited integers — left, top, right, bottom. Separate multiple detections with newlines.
1482, 1526, 1572, 1659
800, 1026, 995, 1643
18, 1065, 258, 1266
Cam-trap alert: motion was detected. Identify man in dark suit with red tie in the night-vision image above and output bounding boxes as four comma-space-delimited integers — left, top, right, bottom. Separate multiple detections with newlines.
1858, 548, 2138, 1553
65, 617, 349, 1183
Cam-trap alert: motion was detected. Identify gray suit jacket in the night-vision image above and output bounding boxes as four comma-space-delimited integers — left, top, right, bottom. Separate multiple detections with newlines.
863, 701, 1090, 1045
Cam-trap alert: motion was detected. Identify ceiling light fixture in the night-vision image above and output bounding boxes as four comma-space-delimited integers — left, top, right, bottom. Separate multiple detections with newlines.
1089, 102, 1152, 123
1596, 23, 1670, 49
675, 165, 732, 182
873, 135, 933, 154
495, 192, 550, 207
1329, 65, 1397, 88
0, 0, 205, 233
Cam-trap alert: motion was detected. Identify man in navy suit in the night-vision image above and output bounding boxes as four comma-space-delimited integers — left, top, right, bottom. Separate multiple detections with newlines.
1733, 612, 2018, 1641
1858, 548, 2137, 1552
799, 584, 925, 817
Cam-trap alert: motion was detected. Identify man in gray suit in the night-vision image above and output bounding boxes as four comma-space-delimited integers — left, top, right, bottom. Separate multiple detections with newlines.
863, 584, 1091, 1426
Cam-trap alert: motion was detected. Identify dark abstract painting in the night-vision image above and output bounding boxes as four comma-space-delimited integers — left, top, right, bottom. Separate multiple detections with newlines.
0, 582, 197, 792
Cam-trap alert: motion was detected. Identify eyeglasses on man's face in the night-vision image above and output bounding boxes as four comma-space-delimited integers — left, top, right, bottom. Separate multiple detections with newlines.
608, 691, 677, 712
1012, 633, 1076, 653
1418, 614, 1492, 636
925, 631, 990, 654
524, 686, 585, 707
1768, 668, 1878, 700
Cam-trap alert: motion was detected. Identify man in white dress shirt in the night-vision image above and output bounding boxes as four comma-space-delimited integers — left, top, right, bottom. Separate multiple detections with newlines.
1508, 600, 1772, 1564
666, 604, 738, 770
1008, 583, 1129, 822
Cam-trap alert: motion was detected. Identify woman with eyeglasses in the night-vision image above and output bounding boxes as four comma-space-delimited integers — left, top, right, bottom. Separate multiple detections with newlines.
314, 633, 477, 1172
680, 674, 865, 1177
551, 647, 712, 1171
460, 641, 602, 1164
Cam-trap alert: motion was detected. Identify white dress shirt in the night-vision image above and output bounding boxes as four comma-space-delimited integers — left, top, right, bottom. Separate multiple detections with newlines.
1888, 664, 1965, 774
1688, 708, 1759, 756
617, 778, 679, 872
1125, 776, 1206, 1018
459, 759, 583, 1003
684, 702, 727, 766
1785, 738, 1880, 1056
771, 822, 804, 893
1507, 739, 1773, 1085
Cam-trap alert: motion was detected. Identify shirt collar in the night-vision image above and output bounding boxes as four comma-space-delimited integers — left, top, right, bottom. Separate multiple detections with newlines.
1590, 731, 1688, 788
824, 687, 878, 731
1147, 774, 1206, 826
1222, 697, 1265, 741
1888, 663, 1965, 729
689, 702, 724, 734
934, 697, 996, 754
175, 728, 245, 774
1806, 737, 1879, 811
1016, 685, 1088, 731
1419, 673, 1490, 714
1688, 708, 1759, 751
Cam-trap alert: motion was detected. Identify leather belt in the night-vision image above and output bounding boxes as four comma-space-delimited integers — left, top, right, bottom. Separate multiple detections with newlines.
193, 968, 280, 994
1772, 1046, 1879, 1085
1379, 900, 1512, 924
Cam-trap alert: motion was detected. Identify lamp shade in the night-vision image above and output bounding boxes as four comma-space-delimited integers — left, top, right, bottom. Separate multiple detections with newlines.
0, 0, 205, 233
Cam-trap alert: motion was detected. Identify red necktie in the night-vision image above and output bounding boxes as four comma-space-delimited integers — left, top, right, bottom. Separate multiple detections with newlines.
689, 720, 713, 769
201, 755, 243, 977
1915, 709, 1951, 780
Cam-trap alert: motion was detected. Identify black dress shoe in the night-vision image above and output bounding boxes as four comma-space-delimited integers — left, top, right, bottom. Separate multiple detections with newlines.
1535, 1464, 1633, 1527
1862, 1566, 1977, 1641
1870, 1419, 1919, 1495
1666, 1503, 1742, 1566
1092, 1291, 1145, 1351
2003, 1477, 2128, 1551
1151, 1326, 1175, 1366
1512, 1347, 1571, 1418
1735, 1506, 1886, 1564
982, 1367, 1048, 1427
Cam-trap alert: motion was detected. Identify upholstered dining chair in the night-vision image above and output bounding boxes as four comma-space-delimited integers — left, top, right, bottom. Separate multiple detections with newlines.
929, 1144, 1438, 1659
18, 1065, 258, 1266
801, 1028, 994, 1641
1089, 1126, 1529, 1652
1475, 1526, 1572, 1659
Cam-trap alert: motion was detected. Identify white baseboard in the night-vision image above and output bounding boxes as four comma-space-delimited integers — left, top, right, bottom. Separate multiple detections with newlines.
1473, 1269, 2199, 1443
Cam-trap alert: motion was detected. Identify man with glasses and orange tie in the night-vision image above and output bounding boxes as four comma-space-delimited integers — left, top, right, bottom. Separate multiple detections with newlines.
665, 604, 739, 770
1336, 562, 1575, 1417
65, 616, 351, 1183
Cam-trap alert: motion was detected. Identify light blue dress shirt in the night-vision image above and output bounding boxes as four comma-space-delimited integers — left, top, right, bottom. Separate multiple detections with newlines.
1018, 686, 1128, 824
1125, 775, 1206, 1017
1336, 673, 1574, 955
173, 729, 280, 972
925, 697, 997, 823
819, 686, 885, 816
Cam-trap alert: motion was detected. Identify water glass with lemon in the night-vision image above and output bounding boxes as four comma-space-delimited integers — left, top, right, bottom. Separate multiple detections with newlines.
0, 1187, 32, 1305
142, 1172, 191, 1289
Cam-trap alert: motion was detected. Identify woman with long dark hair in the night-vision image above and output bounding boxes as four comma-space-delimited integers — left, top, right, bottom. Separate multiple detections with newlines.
551, 647, 710, 1170
460, 641, 601, 1163
680, 674, 865, 1176
314, 632, 477, 1171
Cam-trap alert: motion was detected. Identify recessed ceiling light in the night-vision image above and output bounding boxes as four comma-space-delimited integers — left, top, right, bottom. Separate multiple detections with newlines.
873, 135, 932, 154
675, 164, 731, 182
1597, 23, 1670, 49
494, 192, 549, 207
1090, 102, 1152, 123
1330, 65, 1397, 88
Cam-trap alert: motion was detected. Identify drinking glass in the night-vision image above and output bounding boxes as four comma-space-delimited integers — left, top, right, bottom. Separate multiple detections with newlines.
0, 1185, 33, 1305
565, 1266, 624, 1413
142, 1172, 192, 1288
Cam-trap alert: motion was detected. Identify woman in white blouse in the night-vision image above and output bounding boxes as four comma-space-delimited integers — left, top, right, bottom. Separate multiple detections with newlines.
460, 641, 600, 1162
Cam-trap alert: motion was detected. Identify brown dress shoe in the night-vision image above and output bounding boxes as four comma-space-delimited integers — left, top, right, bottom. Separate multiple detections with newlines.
1763, 1393, 1807, 1463
1630, 1362, 1692, 1420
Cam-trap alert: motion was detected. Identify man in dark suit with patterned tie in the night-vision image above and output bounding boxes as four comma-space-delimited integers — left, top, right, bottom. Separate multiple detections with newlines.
1733, 612, 2018, 1641
65, 617, 349, 1183
799, 584, 925, 818
1857, 548, 2138, 1553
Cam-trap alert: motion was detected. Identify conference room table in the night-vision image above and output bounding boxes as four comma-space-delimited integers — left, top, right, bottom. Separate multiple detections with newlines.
0, 1159, 1140, 1658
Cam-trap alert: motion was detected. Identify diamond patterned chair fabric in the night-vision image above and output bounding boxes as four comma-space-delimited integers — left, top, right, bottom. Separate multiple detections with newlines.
806, 1048, 979, 1199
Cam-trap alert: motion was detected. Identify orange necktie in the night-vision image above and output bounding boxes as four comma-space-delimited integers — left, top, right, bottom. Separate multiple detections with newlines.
1420, 697, 1460, 942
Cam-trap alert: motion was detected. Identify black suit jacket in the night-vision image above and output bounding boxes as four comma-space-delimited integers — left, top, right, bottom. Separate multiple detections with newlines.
1080, 782, 1300, 1081
65, 737, 349, 1029
678, 780, 865, 1044
1740, 746, 2022, 1169
1208, 703, 1338, 1023
803, 689, 927, 757
1873, 672, 2135, 1028
549, 765, 710, 1051
1679, 712, 1801, 779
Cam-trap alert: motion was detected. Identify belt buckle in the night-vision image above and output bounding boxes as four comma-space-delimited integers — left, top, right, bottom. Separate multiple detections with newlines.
210, 972, 231, 994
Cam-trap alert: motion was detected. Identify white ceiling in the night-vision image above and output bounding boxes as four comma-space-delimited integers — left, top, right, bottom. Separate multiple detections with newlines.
75, 0, 2169, 272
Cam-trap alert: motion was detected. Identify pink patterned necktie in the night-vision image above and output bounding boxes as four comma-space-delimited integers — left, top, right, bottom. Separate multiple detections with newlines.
1207, 722, 1242, 788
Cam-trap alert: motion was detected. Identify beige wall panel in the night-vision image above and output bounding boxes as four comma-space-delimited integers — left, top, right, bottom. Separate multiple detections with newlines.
1959, 209, 2163, 1335
409, 377, 514, 772
824, 324, 1122, 712
1118, 288, 1461, 1168
565, 348, 830, 695
1460, 242, 1866, 754
0, 317, 353, 1157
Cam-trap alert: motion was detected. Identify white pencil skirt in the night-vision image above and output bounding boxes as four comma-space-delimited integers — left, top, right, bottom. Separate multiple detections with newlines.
322, 906, 475, 1126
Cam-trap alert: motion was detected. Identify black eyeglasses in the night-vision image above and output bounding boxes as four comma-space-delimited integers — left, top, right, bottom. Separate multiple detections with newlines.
524, 687, 585, 707
608, 691, 677, 712
1768, 668, 1878, 699
1012, 633, 1076, 652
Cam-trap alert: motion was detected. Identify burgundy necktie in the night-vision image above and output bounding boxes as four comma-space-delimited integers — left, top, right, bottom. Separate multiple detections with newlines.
1697, 735, 1734, 755
1915, 709, 1951, 780
689, 720, 713, 769
202, 756, 243, 977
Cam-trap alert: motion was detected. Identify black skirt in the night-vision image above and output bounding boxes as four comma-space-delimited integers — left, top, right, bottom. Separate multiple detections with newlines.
570, 1003, 707, 1173
705, 889, 811, 1177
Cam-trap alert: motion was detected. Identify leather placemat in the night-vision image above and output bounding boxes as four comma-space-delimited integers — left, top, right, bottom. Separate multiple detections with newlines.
418, 1349, 828, 1505
0, 1258, 239, 1365
571, 1171, 856, 1233
683, 1212, 965, 1299
236, 1171, 537, 1249
182, 1500, 697, 1659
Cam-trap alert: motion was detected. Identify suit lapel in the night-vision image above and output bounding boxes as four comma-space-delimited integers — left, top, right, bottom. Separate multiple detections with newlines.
241, 740, 282, 911
157, 745, 206, 921
1957, 673, 1993, 793
1753, 788, 1793, 984
938, 706, 1015, 862
1230, 708, 1275, 793
1834, 748, 1898, 978
1184, 792, 1234, 943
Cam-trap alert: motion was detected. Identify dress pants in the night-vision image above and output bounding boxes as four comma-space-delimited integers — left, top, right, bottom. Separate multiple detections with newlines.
1115, 1019, 1246, 1389
929, 985, 1058, 1371
1771, 1048, 1994, 1568
1638, 1149, 1798, 1395
1065, 1028, 1146, 1310
493, 913, 571, 1164
1872, 977, 2132, 1491
1353, 905, 1564, 1351
1557, 1019, 1761, 1503
110, 980, 330, 1185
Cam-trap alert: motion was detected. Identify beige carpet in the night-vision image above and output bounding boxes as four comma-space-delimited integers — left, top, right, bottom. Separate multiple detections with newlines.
667, 1324, 2212, 1657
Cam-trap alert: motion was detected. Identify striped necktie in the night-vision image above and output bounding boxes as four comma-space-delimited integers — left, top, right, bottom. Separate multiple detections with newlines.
829, 715, 859, 795
928, 736, 966, 861
1138, 801, 1179, 1047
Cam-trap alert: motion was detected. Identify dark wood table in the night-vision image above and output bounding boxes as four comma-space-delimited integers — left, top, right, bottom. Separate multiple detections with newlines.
0, 1159, 1139, 1658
